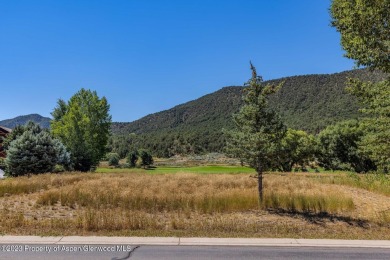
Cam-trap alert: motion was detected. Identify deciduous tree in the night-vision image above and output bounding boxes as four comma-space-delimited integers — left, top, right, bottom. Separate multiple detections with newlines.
331, 0, 390, 172
139, 150, 154, 169
331, 0, 390, 73
347, 80, 390, 171
316, 119, 376, 172
127, 150, 139, 168
107, 152, 120, 167
276, 129, 316, 172
51, 89, 112, 171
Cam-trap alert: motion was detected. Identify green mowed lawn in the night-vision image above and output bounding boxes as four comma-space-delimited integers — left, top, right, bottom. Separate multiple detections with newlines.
96, 165, 256, 174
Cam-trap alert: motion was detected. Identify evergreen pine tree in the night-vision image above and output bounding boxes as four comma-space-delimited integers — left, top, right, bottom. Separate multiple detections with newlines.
225, 63, 286, 201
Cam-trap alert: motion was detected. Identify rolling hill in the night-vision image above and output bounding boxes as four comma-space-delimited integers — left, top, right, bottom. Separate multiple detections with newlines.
1, 69, 387, 157
0, 114, 51, 129
110, 68, 387, 157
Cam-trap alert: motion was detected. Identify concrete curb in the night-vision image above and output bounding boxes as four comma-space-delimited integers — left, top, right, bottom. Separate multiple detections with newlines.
0, 236, 390, 248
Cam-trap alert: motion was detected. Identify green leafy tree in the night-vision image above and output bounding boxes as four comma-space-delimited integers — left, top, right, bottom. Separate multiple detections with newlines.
139, 150, 154, 169
276, 129, 316, 172
330, 0, 390, 73
5, 125, 57, 176
107, 152, 120, 166
127, 150, 139, 167
51, 89, 112, 171
107, 133, 139, 159
347, 80, 390, 171
331, 0, 390, 172
316, 119, 376, 172
225, 63, 286, 201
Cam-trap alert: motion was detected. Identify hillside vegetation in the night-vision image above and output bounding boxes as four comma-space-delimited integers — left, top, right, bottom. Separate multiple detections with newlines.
110, 69, 387, 157
1, 69, 386, 158
0, 114, 50, 129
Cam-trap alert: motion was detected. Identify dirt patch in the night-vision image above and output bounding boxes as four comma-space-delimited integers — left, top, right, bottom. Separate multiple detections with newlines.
339, 185, 390, 219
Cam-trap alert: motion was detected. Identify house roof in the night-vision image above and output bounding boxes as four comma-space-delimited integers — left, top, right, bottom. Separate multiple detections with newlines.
0, 126, 12, 133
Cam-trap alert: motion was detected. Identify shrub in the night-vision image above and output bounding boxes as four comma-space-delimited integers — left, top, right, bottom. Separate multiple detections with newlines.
126, 150, 139, 168
139, 150, 153, 169
107, 153, 120, 166
316, 120, 376, 173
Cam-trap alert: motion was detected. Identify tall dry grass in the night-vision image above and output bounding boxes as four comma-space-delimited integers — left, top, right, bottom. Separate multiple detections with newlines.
0, 173, 95, 197
3, 172, 390, 238
36, 174, 259, 213
35, 173, 354, 215
313, 173, 390, 196
262, 174, 355, 214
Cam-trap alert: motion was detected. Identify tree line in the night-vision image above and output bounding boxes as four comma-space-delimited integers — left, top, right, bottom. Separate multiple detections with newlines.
108, 68, 387, 159
0, 88, 157, 176
0, 89, 113, 176
106, 149, 154, 169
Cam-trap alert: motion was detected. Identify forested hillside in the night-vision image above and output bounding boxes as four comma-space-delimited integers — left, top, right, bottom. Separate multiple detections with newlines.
0, 114, 50, 129
267, 69, 386, 132
2, 69, 386, 158
109, 69, 387, 157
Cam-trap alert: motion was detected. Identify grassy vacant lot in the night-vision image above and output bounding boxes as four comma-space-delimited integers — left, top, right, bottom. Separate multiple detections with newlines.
0, 167, 389, 239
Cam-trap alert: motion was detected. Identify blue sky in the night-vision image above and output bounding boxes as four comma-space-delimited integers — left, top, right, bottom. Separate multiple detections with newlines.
0, 0, 354, 122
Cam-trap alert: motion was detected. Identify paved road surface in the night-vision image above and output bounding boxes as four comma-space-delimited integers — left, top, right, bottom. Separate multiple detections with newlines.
1, 245, 390, 260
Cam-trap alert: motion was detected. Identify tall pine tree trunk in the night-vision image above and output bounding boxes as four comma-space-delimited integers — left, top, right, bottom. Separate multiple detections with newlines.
257, 162, 263, 204
257, 171, 263, 203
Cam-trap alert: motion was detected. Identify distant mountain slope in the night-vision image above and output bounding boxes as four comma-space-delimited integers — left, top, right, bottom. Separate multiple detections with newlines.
110, 69, 387, 157
112, 69, 386, 134
267, 68, 386, 133
0, 114, 51, 129
113, 86, 242, 134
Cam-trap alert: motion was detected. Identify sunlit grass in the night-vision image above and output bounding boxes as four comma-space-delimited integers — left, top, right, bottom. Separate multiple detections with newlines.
35, 172, 355, 216
312, 172, 390, 196
95, 165, 256, 174
0, 173, 94, 197
263, 192, 354, 214
0, 178, 48, 197
1, 170, 390, 238
36, 173, 259, 213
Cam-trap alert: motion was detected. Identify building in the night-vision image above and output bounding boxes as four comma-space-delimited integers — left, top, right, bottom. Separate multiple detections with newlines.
0, 126, 12, 158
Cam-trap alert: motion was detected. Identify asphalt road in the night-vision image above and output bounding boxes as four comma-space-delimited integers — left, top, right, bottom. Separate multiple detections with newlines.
1, 245, 390, 260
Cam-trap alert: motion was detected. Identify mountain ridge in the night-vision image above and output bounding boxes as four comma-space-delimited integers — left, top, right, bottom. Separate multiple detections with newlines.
1, 69, 387, 157
0, 114, 51, 129
109, 68, 387, 157
112, 68, 386, 134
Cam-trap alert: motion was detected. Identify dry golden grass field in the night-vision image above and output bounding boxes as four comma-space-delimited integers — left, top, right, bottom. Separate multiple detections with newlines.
0, 169, 389, 239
